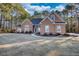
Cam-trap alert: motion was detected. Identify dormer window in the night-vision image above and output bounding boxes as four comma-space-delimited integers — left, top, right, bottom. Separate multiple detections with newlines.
50, 15, 55, 20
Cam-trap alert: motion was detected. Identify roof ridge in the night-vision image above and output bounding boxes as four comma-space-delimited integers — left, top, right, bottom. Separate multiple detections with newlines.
54, 13, 65, 22
21, 19, 30, 25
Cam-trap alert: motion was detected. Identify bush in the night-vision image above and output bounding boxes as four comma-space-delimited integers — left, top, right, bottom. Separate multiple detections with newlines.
49, 33, 53, 36
24, 31, 32, 34
0, 29, 16, 33
28, 31, 32, 34
36, 32, 40, 35
3, 29, 11, 33
25, 31, 28, 33
43, 33, 49, 36
63, 34, 70, 36
10, 29, 16, 33
55, 33, 61, 36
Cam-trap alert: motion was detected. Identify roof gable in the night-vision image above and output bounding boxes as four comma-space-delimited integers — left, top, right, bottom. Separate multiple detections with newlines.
54, 13, 65, 23
21, 19, 32, 25
39, 13, 65, 24
49, 13, 65, 23
39, 16, 55, 24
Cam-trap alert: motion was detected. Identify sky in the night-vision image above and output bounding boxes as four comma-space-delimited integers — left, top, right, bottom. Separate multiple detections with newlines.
22, 3, 67, 15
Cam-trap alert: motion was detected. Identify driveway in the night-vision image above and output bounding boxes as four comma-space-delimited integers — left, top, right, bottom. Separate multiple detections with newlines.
0, 33, 79, 56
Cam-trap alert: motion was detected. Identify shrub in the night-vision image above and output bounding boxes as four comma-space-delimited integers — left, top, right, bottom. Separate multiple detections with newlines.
49, 33, 53, 36
55, 33, 61, 36
2, 29, 11, 33
36, 32, 40, 35
28, 31, 32, 34
63, 34, 70, 36
10, 29, 16, 33
0, 29, 16, 33
43, 33, 49, 36
25, 31, 28, 33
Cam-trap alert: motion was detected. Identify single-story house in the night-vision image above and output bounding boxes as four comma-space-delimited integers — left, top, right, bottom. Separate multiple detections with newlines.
21, 19, 33, 33
16, 13, 66, 35
39, 13, 66, 35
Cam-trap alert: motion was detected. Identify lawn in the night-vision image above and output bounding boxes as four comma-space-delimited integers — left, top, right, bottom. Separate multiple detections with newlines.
0, 33, 79, 56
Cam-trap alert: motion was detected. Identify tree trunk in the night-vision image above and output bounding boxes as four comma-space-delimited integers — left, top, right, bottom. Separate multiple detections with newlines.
71, 10, 73, 33
10, 16, 12, 31
67, 12, 71, 33
78, 17, 79, 33
0, 13, 2, 29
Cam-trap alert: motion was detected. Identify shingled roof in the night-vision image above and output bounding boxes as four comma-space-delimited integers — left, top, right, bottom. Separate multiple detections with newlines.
21, 13, 65, 26
49, 13, 65, 23
31, 18, 43, 25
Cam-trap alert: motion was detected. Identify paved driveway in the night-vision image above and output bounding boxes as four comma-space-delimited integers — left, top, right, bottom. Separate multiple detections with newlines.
0, 33, 79, 56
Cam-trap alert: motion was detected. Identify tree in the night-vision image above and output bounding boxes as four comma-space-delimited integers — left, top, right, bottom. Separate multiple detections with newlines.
55, 10, 61, 16
0, 3, 30, 32
42, 10, 49, 16
65, 4, 75, 32
62, 9, 69, 32
51, 10, 55, 14
34, 11, 40, 15
75, 3, 79, 33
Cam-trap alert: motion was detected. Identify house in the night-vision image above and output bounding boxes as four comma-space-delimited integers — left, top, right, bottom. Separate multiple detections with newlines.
39, 13, 66, 35
21, 19, 33, 33
19, 13, 66, 35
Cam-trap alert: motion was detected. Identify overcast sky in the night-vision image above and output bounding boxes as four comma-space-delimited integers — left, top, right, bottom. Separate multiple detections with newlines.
22, 3, 67, 15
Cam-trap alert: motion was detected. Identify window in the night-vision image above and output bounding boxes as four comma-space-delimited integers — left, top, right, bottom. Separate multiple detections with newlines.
50, 15, 55, 20
56, 25, 61, 33
45, 25, 49, 33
